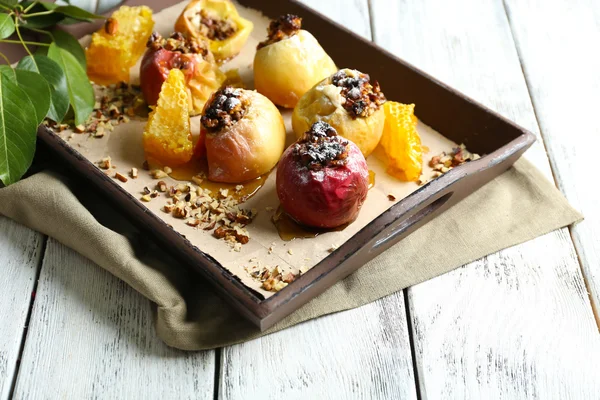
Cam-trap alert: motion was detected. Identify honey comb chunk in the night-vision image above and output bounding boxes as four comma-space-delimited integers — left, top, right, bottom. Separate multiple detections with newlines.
86, 6, 154, 85
379, 102, 423, 182
143, 69, 193, 166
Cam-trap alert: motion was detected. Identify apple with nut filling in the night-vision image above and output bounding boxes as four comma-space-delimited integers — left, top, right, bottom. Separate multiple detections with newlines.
276, 121, 369, 228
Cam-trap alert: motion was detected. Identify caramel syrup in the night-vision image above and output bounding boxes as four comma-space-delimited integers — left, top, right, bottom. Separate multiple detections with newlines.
272, 206, 349, 241
368, 170, 376, 189
149, 157, 268, 202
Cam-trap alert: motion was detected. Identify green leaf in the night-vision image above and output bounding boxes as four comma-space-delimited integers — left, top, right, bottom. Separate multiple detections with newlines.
17, 55, 69, 123
0, 71, 38, 186
47, 43, 93, 125
0, 64, 15, 79
52, 6, 103, 22
0, 0, 18, 8
20, 2, 64, 29
51, 29, 85, 68
15, 70, 51, 125
0, 13, 15, 39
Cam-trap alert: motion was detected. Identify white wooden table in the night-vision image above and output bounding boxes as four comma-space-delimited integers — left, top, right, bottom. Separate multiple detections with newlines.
2, 0, 600, 398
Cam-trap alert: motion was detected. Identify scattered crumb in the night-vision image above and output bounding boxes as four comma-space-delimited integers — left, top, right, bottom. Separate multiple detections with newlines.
287, 249, 293, 255
114, 172, 128, 182
98, 156, 112, 169
130, 168, 138, 179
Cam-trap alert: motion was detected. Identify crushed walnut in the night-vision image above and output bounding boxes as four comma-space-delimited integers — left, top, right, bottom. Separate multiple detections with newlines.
194, 9, 238, 41
158, 181, 256, 248
201, 86, 249, 133
257, 14, 302, 49
244, 265, 299, 292
418, 144, 481, 185
331, 69, 386, 118
293, 122, 349, 171
44, 82, 141, 137
147, 31, 209, 57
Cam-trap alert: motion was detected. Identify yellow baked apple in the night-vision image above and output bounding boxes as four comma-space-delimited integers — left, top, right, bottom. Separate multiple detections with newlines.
200, 87, 286, 183
175, 0, 253, 62
254, 14, 337, 108
292, 69, 386, 157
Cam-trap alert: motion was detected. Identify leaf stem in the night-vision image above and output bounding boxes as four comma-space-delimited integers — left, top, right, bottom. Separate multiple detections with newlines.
0, 51, 11, 65
22, 1, 39, 14
21, 10, 55, 19
15, 23, 33, 58
20, 26, 54, 40
0, 39, 50, 46
0, 4, 13, 12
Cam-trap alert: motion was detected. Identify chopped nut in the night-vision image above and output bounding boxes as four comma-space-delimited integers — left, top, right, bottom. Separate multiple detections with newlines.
141, 194, 152, 202
387, 194, 396, 201
150, 190, 160, 198
98, 156, 112, 170
163, 166, 173, 174
328, 245, 337, 253
156, 180, 167, 192
172, 201, 189, 218
282, 272, 295, 284
287, 248, 293, 255
186, 219, 201, 227
163, 203, 175, 213
74, 124, 86, 133
130, 168, 138, 179
191, 175, 204, 186
94, 130, 105, 138
114, 172, 128, 182
151, 169, 168, 179
142, 161, 150, 170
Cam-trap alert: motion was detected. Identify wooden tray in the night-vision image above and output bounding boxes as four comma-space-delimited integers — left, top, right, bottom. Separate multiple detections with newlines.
35, 0, 535, 330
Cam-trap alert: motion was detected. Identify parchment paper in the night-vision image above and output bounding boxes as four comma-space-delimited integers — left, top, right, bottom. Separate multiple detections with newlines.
56, 1, 457, 298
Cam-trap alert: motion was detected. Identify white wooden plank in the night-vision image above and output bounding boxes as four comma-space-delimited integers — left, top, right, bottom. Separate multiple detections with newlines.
13, 239, 215, 400
220, 2, 417, 399
0, 217, 44, 400
503, 0, 600, 322
370, 0, 600, 398
221, 292, 417, 400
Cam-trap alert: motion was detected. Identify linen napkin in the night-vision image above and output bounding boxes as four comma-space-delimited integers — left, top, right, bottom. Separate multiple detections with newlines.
0, 157, 582, 350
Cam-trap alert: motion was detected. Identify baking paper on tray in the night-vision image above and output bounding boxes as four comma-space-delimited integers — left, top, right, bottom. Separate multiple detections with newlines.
58, 1, 457, 298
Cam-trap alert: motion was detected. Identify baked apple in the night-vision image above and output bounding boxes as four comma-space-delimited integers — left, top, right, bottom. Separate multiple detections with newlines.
86, 6, 154, 85
201, 87, 286, 183
292, 68, 386, 157
276, 121, 369, 229
254, 14, 337, 108
143, 68, 193, 166
174, 0, 253, 62
140, 32, 225, 116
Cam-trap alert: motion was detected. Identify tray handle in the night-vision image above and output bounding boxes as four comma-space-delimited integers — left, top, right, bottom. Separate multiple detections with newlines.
370, 191, 453, 254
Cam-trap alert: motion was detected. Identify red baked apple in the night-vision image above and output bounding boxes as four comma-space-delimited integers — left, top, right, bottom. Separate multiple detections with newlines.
140, 32, 225, 116
276, 121, 369, 228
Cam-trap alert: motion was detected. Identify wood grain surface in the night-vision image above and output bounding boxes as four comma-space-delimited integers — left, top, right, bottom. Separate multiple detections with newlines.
0, 218, 43, 400
0, 0, 598, 398
218, 2, 417, 399
12, 239, 216, 400
504, 0, 600, 324
370, 0, 600, 397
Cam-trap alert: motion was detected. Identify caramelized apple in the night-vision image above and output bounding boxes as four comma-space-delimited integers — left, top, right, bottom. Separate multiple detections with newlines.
276, 122, 369, 228
175, 0, 253, 62
140, 32, 225, 116
292, 69, 386, 157
201, 87, 285, 183
254, 14, 337, 108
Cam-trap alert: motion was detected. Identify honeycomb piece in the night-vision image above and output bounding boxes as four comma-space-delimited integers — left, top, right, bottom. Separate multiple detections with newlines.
143, 69, 193, 166
86, 6, 154, 85
379, 102, 423, 181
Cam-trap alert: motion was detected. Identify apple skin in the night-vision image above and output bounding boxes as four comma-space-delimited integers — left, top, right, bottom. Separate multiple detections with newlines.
140, 47, 224, 115
204, 90, 286, 183
276, 140, 369, 229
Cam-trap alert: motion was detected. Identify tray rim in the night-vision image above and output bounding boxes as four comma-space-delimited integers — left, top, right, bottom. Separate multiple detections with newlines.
35, 0, 537, 330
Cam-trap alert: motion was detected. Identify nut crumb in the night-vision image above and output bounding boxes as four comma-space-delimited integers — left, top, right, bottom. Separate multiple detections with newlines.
114, 172, 128, 182
387, 194, 396, 201
328, 245, 337, 253
156, 181, 167, 192
191, 175, 204, 186
141, 194, 152, 202
151, 169, 168, 179
74, 124, 86, 133
130, 168, 138, 179
98, 156, 112, 169
163, 166, 173, 174
287, 249, 293, 255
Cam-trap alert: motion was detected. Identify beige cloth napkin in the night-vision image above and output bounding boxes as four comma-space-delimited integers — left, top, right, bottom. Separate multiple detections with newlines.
0, 158, 582, 350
